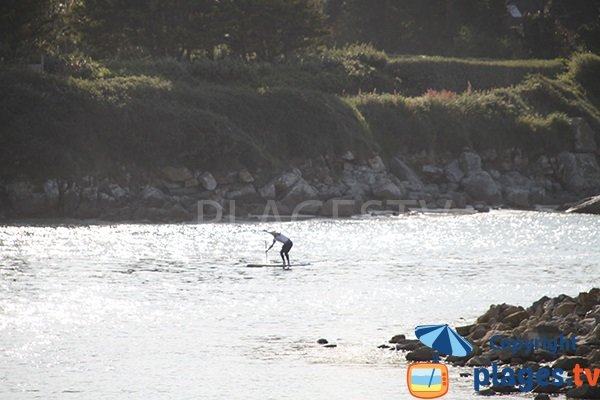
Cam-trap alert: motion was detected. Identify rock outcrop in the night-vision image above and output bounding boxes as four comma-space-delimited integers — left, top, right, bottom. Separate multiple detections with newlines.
2, 116, 600, 222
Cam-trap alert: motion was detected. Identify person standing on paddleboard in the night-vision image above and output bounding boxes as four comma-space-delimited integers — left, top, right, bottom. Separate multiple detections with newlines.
266, 231, 293, 268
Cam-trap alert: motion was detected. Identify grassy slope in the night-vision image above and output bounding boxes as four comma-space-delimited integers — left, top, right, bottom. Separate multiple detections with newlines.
0, 51, 598, 181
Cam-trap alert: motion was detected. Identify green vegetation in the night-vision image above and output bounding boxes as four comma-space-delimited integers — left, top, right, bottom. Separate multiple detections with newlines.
2, 1, 600, 182
2, 52, 599, 181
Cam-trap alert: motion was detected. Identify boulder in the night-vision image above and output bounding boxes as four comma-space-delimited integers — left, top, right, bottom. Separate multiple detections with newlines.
258, 183, 276, 200
566, 385, 600, 399
532, 155, 554, 176
368, 155, 386, 172
461, 171, 501, 204
389, 157, 422, 185
389, 334, 406, 344
199, 172, 217, 191
317, 338, 328, 345
239, 169, 255, 183
502, 310, 530, 327
571, 117, 598, 153
162, 166, 193, 182
341, 151, 355, 162
459, 151, 482, 173
43, 179, 60, 208
184, 178, 200, 188
140, 186, 168, 208
505, 188, 531, 208
6, 181, 33, 203
553, 302, 577, 317
466, 355, 492, 367
280, 179, 318, 204
274, 169, 302, 197
372, 181, 405, 200
225, 184, 260, 202
557, 152, 600, 193
552, 356, 589, 370
422, 165, 446, 182
567, 195, 600, 215
445, 160, 464, 183
405, 347, 436, 362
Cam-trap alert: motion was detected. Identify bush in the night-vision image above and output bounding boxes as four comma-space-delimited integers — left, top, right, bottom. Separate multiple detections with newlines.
564, 52, 600, 99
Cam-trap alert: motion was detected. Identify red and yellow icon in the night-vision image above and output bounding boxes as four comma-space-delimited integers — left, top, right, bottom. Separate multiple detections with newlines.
407, 362, 449, 399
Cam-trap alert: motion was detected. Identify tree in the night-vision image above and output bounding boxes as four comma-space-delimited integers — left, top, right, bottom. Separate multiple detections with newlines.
220, 0, 328, 61
76, 0, 220, 59
0, 0, 73, 59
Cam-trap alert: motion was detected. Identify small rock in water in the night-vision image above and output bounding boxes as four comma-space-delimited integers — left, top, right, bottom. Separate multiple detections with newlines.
316, 338, 328, 345
477, 388, 495, 396
388, 334, 406, 344
534, 394, 551, 400
377, 344, 391, 349
323, 344, 337, 348
459, 372, 472, 378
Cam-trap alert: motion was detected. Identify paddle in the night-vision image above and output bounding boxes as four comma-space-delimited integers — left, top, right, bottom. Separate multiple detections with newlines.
264, 240, 268, 263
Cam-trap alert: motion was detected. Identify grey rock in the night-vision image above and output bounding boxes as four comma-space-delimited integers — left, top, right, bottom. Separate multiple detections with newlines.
239, 169, 254, 183
488, 169, 501, 180
422, 165, 445, 182
552, 356, 588, 370
281, 179, 318, 203
459, 151, 482, 173
567, 195, 600, 215
346, 182, 371, 201
6, 181, 33, 203
258, 183, 276, 200
571, 117, 598, 153
317, 338, 328, 345
372, 181, 405, 200
466, 355, 492, 367
368, 155, 386, 172
389, 334, 406, 344
405, 347, 436, 362
140, 186, 168, 208
162, 166, 193, 182
532, 155, 554, 176
275, 169, 302, 197
450, 192, 468, 208
505, 188, 530, 208
461, 171, 501, 204
225, 184, 259, 202
43, 179, 60, 208
184, 178, 200, 188
199, 172, 217, 191
341, 151, 355, 162
108, 183, 128, 201
566, 385, 600, 400
389, 157, 422, 185
557, 152, 600, 193
445, 160, 464, 183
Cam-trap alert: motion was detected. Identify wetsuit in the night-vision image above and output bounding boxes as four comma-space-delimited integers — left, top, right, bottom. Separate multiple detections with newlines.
272, 233, 293, 265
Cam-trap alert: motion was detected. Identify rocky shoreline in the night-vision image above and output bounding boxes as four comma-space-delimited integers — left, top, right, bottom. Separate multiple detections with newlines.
1, 118, 600, 222
384, 288, 600, 399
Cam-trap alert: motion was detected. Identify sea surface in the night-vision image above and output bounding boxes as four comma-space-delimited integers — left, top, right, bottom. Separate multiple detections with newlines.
0, 210, 598, 399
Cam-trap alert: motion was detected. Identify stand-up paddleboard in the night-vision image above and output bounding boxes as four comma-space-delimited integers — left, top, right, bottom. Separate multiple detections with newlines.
246, 262, 310, 268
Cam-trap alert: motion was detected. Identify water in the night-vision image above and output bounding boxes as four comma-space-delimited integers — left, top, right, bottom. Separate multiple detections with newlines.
0, 210, 598, 399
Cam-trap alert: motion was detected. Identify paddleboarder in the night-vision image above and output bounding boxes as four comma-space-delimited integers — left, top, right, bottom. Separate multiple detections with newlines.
266, 231, 293, 268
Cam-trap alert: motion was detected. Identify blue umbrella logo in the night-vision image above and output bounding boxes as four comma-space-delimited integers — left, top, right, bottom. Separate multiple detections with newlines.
415, 324, 473, 358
